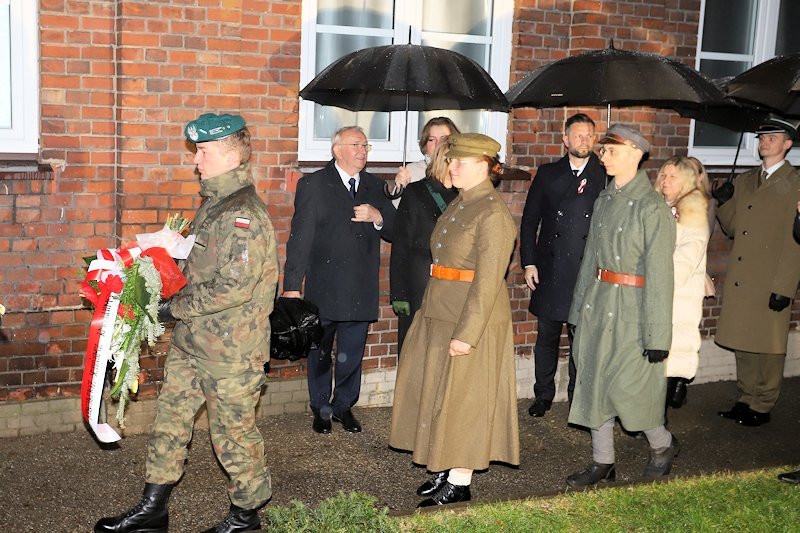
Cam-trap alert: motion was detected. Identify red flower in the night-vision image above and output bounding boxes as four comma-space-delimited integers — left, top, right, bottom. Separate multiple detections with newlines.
105, 274, 124, 294
117, 303, 135, 321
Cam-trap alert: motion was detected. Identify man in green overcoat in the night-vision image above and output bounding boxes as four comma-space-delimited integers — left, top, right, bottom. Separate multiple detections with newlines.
566, 124, 678, 487
713, 116, 800, 428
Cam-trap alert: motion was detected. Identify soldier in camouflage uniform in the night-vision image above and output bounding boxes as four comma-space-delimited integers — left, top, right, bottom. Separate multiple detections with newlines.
95, 113, 278, 533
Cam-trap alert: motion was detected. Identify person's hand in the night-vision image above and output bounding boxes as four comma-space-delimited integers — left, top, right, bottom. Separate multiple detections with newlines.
392, 301, 410, 316
157, 299, 174, 323
769, 293, 791, 312
352, 203, 383, 225
711, 180, 734, 206
523, 265, 539, 291
642, 349, 668, 363
395, 166, 411, 188
449, 338, 472, 357
282, 291, 302, 299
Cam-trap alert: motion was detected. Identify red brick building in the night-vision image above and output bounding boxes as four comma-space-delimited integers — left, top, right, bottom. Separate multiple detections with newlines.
1, 1, 798, 433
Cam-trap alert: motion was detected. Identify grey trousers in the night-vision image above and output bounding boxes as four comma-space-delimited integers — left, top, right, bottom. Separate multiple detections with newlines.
591, 418, 672, 464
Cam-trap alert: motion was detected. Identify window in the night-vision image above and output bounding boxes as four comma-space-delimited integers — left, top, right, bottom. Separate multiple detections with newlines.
298, 0, 512, 164
0, 0, 38, 155
691, 0, 800, 166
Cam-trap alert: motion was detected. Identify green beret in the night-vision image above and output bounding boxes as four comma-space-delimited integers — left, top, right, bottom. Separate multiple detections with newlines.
446, 133, 501, 160
185, 113, 246, 143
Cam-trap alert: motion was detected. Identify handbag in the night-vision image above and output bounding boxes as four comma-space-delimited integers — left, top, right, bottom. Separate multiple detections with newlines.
269, 296, 323, 361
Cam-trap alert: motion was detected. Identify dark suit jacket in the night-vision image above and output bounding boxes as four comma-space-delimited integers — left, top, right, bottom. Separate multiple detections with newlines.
284, 160, 395, 322
390, 177, 459, 313
519, 152, 606, 322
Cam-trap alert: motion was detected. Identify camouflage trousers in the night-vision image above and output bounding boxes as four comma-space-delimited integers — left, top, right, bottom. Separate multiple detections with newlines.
145, 344, 271, 509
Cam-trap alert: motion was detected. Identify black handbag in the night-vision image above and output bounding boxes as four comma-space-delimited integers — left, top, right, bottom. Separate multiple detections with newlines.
269, 297, 323, 361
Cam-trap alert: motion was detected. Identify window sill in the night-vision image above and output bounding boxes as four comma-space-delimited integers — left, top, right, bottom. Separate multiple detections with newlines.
0, 162, 54, 180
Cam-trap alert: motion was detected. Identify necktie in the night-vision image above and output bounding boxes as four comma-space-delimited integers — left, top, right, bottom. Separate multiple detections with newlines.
348, 177, 356, 199
759, 169, 767, 188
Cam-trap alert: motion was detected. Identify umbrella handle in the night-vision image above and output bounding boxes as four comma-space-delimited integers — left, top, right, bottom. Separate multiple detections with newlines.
384, 181, 404, 200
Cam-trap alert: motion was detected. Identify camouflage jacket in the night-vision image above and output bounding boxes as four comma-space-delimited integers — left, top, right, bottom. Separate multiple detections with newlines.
170, 162, 278, 365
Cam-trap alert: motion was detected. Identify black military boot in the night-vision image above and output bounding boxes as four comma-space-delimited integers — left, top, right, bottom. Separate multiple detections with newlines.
201, 504, 261, 533
566, 462, 616, 487
666, 377, 689, 409
94, 483, 173, 533
643, 436, 680, 479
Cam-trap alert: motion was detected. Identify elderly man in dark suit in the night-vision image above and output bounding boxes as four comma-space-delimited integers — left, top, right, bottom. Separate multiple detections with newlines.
520, 113, 607, 418
283, 126, 395, 435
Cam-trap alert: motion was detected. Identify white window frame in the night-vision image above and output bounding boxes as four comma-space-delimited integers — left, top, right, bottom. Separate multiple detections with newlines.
298, 0, 512, 164
690, 0, 798, 167
0, 0, 39, 155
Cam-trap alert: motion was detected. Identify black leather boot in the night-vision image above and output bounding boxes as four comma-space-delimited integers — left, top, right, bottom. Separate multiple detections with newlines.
416, 471, 448, 496
94, 483, 173, 533
666, 377, 689, 409
643, 436, 680, 479
566, 462, 616, 487
201, 504, 261, 533
417, 482, 471, 507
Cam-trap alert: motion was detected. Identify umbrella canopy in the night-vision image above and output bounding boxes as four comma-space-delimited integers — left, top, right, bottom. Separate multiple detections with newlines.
726, 53, 800, 117
675, 78, 769, 132
299, 43, 509, 113
506, 45, 723, 110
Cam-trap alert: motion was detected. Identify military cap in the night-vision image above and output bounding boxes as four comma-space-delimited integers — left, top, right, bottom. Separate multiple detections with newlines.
184, 113, 246, 143
446, 133, 501, 160
756, 115, 799, 141
599, 123, 651, 154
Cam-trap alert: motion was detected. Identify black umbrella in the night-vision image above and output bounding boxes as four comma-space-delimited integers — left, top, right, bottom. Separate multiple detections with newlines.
506, 44, 724, 116
726, 53, 800, 117
299, 43, 509, 113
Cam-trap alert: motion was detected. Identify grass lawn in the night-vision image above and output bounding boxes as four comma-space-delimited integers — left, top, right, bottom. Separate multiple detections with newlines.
267, 467, 800, 532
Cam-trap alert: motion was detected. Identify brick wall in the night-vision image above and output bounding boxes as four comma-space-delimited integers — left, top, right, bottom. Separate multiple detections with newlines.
1, 1, 798, 426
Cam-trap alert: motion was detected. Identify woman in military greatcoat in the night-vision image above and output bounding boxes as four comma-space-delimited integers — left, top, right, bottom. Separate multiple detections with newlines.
389, 133, 519, 507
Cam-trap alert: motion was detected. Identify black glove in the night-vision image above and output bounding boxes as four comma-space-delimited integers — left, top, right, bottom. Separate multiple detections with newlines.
711, 180, 734, 207
567, 323, 576, 339
769, 293, 791, 312
643, 349, 668, 363
157, 299, 175, 323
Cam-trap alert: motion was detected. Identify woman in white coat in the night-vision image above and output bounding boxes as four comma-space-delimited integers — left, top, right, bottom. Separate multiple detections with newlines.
654, 156, 711, 408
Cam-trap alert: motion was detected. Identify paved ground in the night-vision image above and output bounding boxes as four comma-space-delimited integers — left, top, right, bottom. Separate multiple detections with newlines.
2, 378, 800, 531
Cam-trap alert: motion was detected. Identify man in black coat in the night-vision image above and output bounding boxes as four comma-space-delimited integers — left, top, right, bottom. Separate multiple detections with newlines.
283, 126, 395, 434
520, 113, 607, 417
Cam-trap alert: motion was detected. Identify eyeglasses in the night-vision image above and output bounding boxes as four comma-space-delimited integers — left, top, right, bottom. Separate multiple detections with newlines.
339, 143, 372, 152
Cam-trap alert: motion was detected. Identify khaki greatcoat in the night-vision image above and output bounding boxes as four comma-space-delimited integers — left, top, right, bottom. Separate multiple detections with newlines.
716, 162, 800, 354
389, 179, 519, 471
568, 170, 676, 431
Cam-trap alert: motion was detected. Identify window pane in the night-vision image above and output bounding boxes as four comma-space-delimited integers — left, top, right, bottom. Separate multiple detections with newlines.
701, 0, 756, 54
422, 38, 489, 69
422, 0, 492, 37
698, 58, 751, 81
694, 59, 751, 148
776, 0, 800, 55
317, 0, 394, 29
418, 110, 485, 146
0, 4, 10, 129
315, 33, 391, 72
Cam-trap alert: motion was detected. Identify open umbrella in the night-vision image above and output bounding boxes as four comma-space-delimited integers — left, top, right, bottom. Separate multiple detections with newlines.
726, 53, 800, 117
299, 43, 509, 196
506, 44, 724, 123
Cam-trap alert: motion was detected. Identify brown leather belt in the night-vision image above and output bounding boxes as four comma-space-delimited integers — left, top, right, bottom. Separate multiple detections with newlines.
596, 268, 644, 288
430, 264, 475, 282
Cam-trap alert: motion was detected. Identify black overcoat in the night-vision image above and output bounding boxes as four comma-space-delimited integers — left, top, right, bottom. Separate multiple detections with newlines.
283, 160, 395, 322
519, 153, 606, 322
390, 177, 458, 313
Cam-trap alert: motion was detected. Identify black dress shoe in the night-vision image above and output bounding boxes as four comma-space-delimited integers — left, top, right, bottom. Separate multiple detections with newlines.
718, 401, 749, 420
417, 482, 471, 507
737, 408, 770, 427
312, 412, 331, 434
566, 462, 616, 487
201, 504, 260, 533
528, 398, 552, 417
778, 468, 800, 484
643, 436, 679, 479
416, 471, 448, 496
332, 410, 362, 432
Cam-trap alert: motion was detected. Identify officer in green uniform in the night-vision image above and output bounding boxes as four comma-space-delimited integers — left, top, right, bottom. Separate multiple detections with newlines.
95, 113, 278, 533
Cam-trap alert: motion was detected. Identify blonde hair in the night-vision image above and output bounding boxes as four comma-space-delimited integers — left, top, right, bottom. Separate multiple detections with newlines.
654, 155, 709, 202
218, 127, 252, 164
425, 140, 451, 185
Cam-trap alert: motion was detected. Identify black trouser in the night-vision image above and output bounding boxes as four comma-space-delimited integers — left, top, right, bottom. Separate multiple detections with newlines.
307, 319, 369, 416
533, 316, 576, 402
